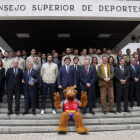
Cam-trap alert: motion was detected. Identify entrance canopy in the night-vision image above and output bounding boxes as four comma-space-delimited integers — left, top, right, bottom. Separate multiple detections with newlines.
0, 20, 139, 54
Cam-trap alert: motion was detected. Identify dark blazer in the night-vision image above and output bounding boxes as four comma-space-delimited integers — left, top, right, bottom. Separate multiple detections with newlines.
6, 67, 23, 90
22, 69, 39, 92
128, 64, 140, 85
71, 65, 81, 86
41, 58, 47, 65
114, 66, 130, 88
53, 58, 61, 69
79, 66, 96, 90
58, 65, 77, 88
0, 68, 5, 88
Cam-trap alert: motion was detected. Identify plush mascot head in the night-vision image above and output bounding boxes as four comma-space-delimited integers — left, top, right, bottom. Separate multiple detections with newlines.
63, 87, 77, 102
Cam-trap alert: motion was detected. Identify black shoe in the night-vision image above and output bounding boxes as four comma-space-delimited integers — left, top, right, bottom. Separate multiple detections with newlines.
109, 110, 116, 114
15, 112, 19, 115
124, 109, 131, 113
82, 110, 87, 114
93, 105, 97, 108
117, 110, 122, 113
33, 112, 36, 115
130, 105, 133, 108
90, 110, 95, 114
7, 112, 13, 115
22, 112, 28, 115
103, 111, 107, 114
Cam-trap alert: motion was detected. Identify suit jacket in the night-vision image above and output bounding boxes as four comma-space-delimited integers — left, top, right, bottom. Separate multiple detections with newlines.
0, 67, 5, 86
58, 65, 77, 88
41, 58, 47, 65
53, 58, 61, 69
114, 66, 130, 88
128, 65, 140, 85
22, 69, 39, 92
6, 67, 23, 90
71, 65, 81, 86
33, 63, 41, 74
98, 64, 114, 87
117, 56, 123, 66
79, 66, 96, 90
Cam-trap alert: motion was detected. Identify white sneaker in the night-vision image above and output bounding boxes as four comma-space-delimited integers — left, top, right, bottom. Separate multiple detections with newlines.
40, 109, 44, 115
13, 95, 15, 100
52, 109, 56, 115
21, 95, 24, 99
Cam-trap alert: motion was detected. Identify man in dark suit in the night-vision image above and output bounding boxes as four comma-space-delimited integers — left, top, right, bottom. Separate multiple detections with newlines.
117, 50, 123, 66
72, 57, 81, 100
22, 62, 39, 115
53, 52, 61, 69
129, 58, 140, 108
114, 58, 130, 113
6, 60, 23, 115
41, 53, 47, 65
58, 57, 77, 100
81, 56, 97, 108
80, 59, 97, 114
33, 55, 42, 108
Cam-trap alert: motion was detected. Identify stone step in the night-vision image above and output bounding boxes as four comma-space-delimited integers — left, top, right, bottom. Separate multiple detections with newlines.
0, 107, 139, 114
1, 124, 140, 133
1, 101, 139, 108
0, 117, 140, 126
0, 112, 140, 120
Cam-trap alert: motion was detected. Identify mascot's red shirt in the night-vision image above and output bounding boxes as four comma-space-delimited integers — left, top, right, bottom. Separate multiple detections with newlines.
60, 99, 81, 114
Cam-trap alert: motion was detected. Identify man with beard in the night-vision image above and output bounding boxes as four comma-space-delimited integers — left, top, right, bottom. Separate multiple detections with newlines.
79, 49, 88, 65
96, 49, 102, 65
14, 50, 26, 99
61, 48, 74, 66
2, 51, 13, 73
26, 48, 41, 67
40, 55, 58, 115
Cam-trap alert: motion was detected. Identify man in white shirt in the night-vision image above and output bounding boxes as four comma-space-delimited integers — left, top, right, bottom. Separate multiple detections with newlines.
61, 48, 74, 66
26, 48, 41, 67
79, 49, 88, 65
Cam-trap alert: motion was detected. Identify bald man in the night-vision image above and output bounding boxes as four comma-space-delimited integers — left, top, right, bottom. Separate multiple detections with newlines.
6, 60, 23, 115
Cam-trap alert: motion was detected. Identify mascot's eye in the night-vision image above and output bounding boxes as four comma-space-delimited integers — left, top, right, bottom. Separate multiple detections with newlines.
67, 90, 73, 92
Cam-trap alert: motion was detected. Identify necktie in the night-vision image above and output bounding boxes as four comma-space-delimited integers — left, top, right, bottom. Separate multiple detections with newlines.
121, 67, 124, 74
28, 70, 30, 77
133, 65, 136, 73
75, 65, 77, 71
15, 68, 17, 77
86, 68, 89, 75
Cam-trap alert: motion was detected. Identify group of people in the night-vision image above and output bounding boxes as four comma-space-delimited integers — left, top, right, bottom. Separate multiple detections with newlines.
0, 46, 140, 115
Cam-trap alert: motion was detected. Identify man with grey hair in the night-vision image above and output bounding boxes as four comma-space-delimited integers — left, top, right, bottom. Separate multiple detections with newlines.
6, 60, 23, 115
22, 62, 39, 115
80, 59, 97, 114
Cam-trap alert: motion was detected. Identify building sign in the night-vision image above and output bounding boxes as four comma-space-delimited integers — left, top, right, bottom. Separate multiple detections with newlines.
0, 0, 139, 20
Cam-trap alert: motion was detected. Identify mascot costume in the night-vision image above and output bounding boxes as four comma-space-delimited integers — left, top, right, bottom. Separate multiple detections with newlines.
54, 86, 89, 134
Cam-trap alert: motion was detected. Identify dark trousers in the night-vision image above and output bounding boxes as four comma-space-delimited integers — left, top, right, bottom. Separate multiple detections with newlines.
83, 86, 94, 112
24, 89, 36, 113
36, 87, 39, 108
0, 86, 3, 103
116, 87, 129, 110
129, 82, 140, 105
41, 83, 56, 110
8, 87, 20, 113
76, 85, 81, 101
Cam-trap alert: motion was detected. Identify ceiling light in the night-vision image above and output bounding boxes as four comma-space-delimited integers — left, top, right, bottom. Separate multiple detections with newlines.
57, 34, 70, 38
17, 33, 30, 38
98, 34, 111, 38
